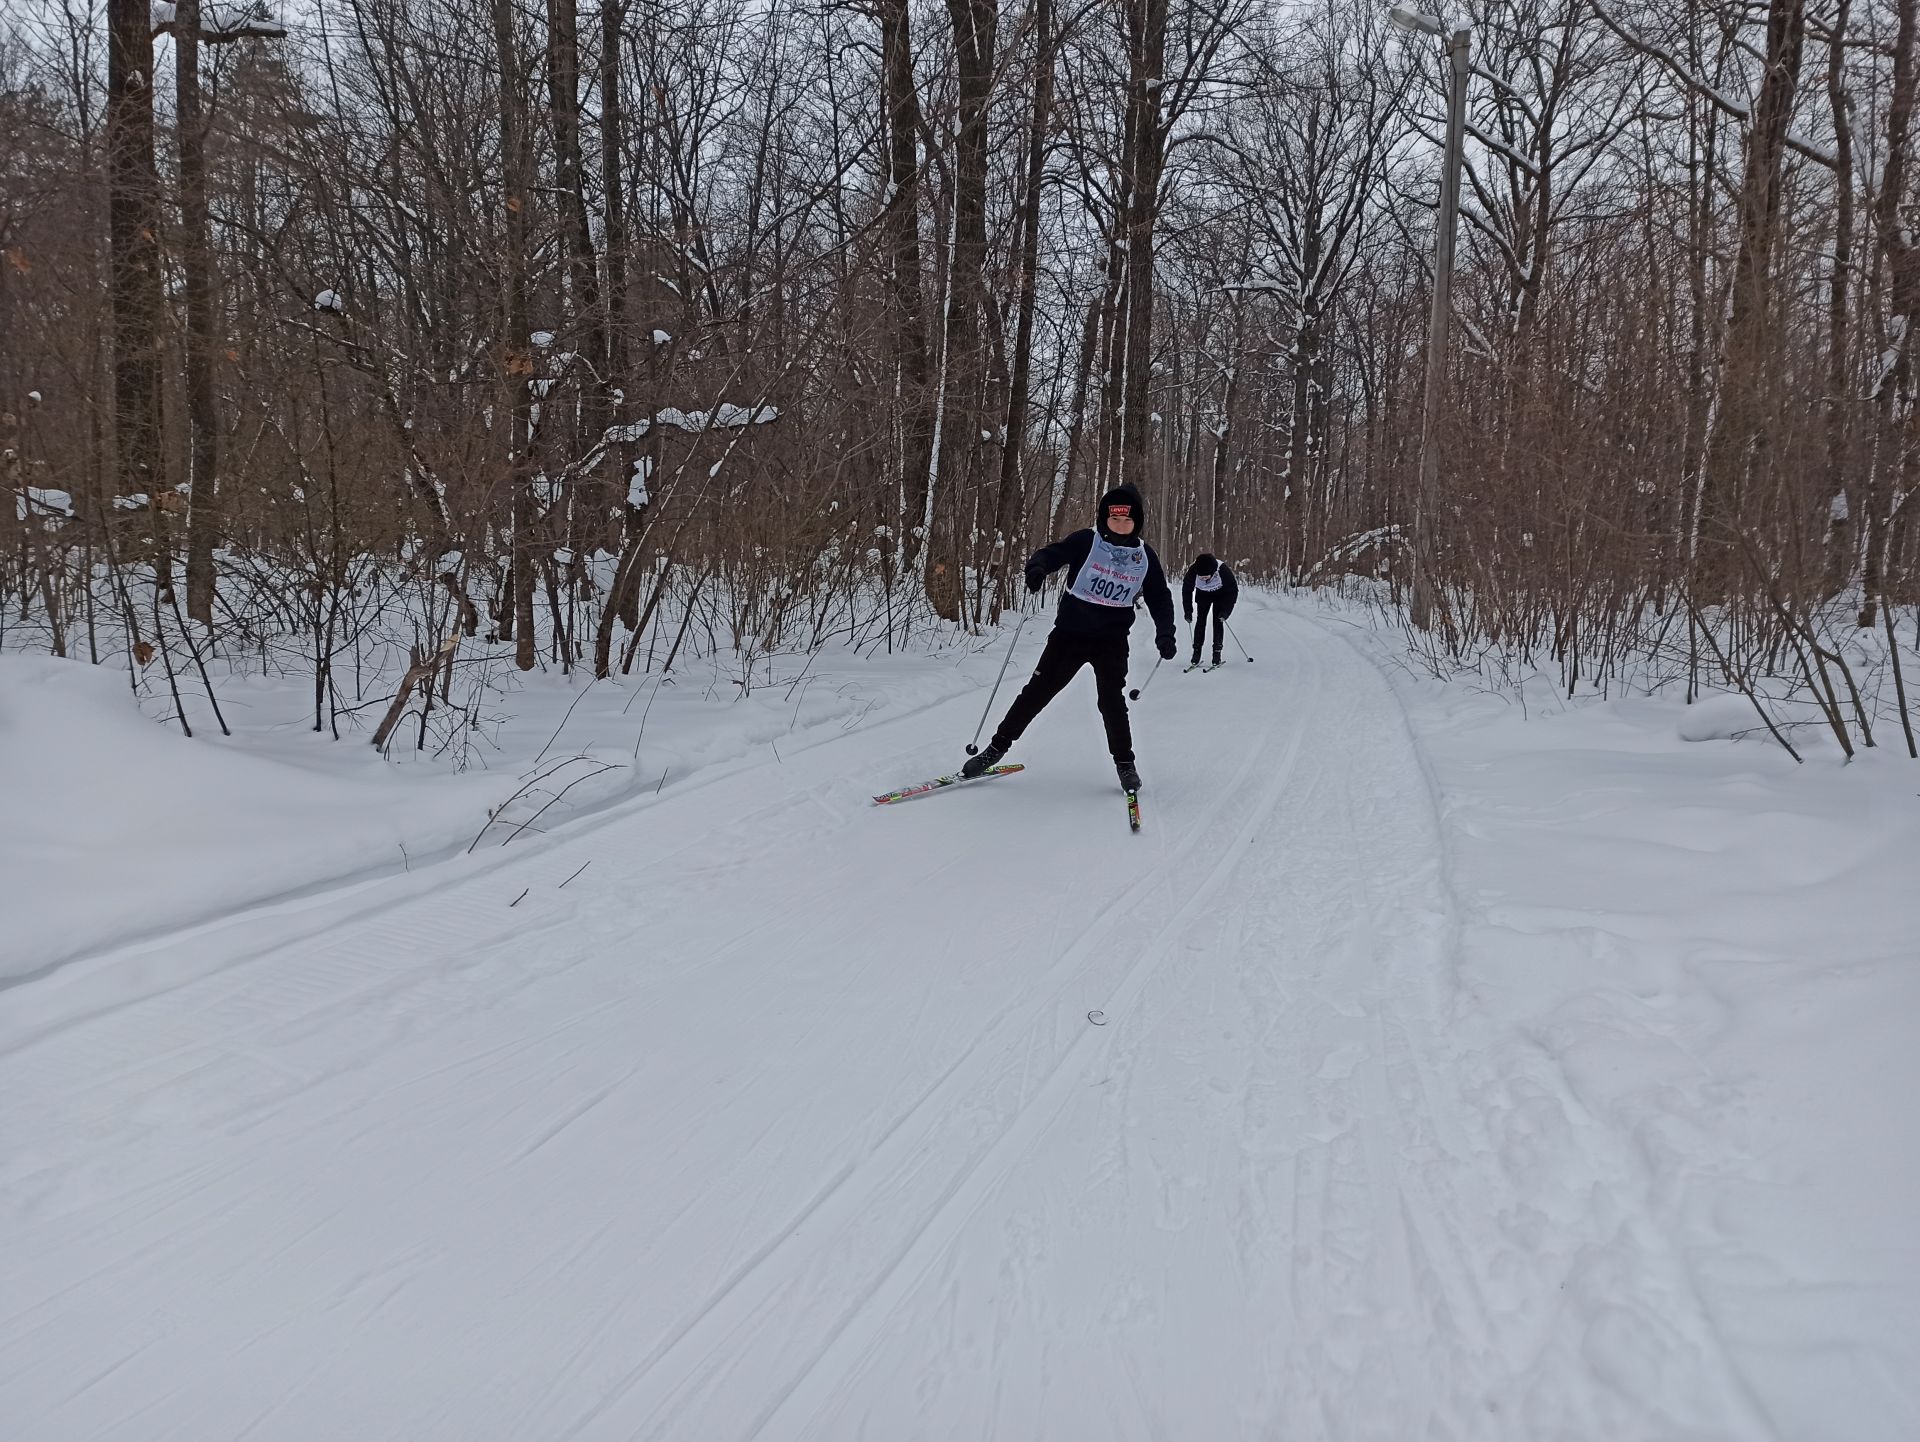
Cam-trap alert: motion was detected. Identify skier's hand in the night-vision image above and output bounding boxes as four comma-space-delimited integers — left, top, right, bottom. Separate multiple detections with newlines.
1183, 609, 1192, 623
1024, 564, 1045, 593
1157, 635, 1177, 661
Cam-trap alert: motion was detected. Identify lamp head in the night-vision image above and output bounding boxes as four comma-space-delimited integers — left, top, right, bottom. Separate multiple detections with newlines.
1389, 6, 1444, 35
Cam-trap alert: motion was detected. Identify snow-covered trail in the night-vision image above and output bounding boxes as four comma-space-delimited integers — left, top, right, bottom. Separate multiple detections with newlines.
2, 610, 1769, 1440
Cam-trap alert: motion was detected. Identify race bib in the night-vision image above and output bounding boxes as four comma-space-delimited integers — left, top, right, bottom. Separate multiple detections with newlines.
1068, 536, 1150, 608
1194, 572, 1223, 593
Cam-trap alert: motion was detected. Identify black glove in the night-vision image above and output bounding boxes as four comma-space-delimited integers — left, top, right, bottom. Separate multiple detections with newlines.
1157, 634, 1176, 661
1183, 608, 1192, 622
1025, 565, 1045, 593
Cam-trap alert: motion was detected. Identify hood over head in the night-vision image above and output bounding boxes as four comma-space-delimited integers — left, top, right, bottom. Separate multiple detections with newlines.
1097, 484, 1146, 544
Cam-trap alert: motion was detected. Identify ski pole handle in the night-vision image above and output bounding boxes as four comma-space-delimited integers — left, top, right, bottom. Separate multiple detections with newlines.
1129, 654, 1163, 701
966, 614, 1030, 754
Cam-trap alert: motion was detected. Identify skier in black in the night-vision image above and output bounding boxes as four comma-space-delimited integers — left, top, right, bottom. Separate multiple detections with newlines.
960, 484, 1177, 791
1182, 552, 1239, 667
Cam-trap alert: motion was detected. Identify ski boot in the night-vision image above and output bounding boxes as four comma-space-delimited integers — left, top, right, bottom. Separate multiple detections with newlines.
961, 741, 1007, 779
1116, 760, 1142, 793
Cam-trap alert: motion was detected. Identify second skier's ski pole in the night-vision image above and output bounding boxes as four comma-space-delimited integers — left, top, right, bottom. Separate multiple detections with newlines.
1225, 619, 1253, 663
1129, 654, 1163, 701
966, 614, 1029, 755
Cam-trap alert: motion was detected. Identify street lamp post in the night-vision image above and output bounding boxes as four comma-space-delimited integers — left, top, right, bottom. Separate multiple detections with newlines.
1390, 7, 1470, 632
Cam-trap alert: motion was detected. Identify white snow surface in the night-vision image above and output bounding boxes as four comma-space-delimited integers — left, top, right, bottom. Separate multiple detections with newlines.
15, 487, 72, 521
2, 600, 1917, 1439
0, 656, 496, 981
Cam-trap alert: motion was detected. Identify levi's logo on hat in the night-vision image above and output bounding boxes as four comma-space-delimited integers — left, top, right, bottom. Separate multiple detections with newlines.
1106, 503, 1132, 517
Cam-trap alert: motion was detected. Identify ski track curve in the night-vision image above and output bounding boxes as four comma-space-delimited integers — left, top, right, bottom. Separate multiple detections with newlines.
0, 607, 1775, 1441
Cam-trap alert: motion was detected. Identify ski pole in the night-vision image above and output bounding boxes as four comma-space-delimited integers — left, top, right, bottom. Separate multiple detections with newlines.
1128, 654, 1163, 701
1225, 619, 1254, 663
966, 614, 1029, 755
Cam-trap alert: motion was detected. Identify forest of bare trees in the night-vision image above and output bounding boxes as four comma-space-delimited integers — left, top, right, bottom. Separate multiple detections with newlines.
2, 0, 1917, 755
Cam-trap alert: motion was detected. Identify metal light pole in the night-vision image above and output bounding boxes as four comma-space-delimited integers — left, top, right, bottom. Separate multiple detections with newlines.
1390, 7, 1470, 631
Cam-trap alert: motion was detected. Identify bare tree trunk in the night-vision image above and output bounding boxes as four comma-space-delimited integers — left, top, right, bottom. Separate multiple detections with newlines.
1119, 0, 1169, 490
1698, 0, 1807, 578
1865, 0, 1920, 626
1052, 290, 1105, 537
1823, 0, 1856, 594
992, 0, 1056, 616
1212, 333, 1242, 554
600, 0, 631, 545
925, 0, 998, 622
880, 0, 935, 570
176, 0, 220, 624
107, 0, 170, 599
547, 0, 608, 450
493, 0, 537, 668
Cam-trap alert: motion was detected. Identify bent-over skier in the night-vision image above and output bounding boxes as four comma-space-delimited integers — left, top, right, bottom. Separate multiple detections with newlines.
960, 484, 1176, 792
1182, 552, 1238, 667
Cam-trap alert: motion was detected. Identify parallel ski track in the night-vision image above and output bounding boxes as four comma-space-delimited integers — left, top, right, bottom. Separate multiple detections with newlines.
563, 620, 1324, 1442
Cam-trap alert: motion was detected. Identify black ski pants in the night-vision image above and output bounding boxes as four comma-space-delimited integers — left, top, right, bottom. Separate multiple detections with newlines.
1190, 594, 1225, 661
992, 628, 1134, 765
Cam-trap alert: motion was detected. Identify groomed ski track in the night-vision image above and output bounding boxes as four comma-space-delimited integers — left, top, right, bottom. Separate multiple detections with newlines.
0, 608, 1770, 1441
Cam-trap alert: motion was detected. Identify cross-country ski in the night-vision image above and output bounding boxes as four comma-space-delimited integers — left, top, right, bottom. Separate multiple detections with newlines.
872, 763, 1023, 805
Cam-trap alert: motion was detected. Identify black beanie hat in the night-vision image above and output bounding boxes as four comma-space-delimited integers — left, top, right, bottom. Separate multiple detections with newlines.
1194, 552, 1218, 575
1097, 484, 1145, 542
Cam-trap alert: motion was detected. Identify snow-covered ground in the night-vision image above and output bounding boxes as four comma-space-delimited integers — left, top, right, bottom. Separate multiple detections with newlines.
2, 599, 1915, 1439
0, 641, 983, 982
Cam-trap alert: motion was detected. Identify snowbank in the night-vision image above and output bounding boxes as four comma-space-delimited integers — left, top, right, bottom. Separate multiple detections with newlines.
1675, 691, 1760, 742
0, 636, 989, 983
0, 655, 499, 980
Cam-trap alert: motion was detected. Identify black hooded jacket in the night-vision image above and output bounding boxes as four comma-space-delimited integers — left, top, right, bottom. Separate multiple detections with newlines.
1023, 484, 1176, 647
1181, 558, 1239, 618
